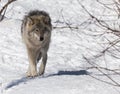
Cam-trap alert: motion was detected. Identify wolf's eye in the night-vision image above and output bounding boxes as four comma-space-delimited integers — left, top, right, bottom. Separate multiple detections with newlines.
35, 29, 39, 32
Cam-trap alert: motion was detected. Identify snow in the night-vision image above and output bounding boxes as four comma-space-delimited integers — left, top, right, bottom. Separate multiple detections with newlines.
0, 0, 120, 94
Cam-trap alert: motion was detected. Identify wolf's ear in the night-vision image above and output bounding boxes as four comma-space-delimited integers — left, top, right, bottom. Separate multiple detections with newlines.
27, 17, 34, 26
43, 16, 51, 25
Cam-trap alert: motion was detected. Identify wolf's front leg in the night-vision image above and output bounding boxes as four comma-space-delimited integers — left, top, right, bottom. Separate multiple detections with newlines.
39, 53, 47, 75
26, 48, 38, 77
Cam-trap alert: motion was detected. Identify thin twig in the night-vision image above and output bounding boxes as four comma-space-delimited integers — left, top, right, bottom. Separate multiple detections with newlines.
83, 55, 120, 87
0, 0, 17, 21
78, 0, 120, 33
53, 26, 79, 29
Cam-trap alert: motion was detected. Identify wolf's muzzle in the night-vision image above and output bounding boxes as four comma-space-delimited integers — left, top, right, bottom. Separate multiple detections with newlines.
40, 37, 44, 41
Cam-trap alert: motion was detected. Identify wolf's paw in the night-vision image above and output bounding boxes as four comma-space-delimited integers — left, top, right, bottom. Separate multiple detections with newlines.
26, 71, 31, 77
38, 72, 44, 76
26, 70, 38, 77
38, 70, 45, 76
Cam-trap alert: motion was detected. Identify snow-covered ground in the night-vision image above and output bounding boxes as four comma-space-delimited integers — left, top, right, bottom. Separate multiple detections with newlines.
0, 0, 120, 94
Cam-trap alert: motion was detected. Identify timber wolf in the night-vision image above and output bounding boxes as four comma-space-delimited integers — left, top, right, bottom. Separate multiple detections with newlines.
21, 10, 52, 77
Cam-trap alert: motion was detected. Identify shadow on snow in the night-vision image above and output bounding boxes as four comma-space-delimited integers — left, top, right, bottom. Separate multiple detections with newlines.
46, 70, 89, 77
5, 70, 89, 90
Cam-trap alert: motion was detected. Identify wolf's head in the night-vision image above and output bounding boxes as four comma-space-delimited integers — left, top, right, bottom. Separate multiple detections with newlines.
25, 13, 52, 42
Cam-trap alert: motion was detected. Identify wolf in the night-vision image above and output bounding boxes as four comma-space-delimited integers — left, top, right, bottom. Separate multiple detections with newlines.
21, 10, 52, 77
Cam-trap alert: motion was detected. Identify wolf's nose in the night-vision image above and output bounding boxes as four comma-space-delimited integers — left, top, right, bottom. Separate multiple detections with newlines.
40, 37, 44, 41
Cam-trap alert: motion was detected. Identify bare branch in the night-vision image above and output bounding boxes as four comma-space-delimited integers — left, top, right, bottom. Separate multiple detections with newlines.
0, 0, 17, 21
78, 0, 120, 34
53, 26, 79, 29
83, 55, 120, 87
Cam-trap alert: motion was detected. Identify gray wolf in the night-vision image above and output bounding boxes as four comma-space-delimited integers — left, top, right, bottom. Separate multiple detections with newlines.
21, 10, 52, 77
